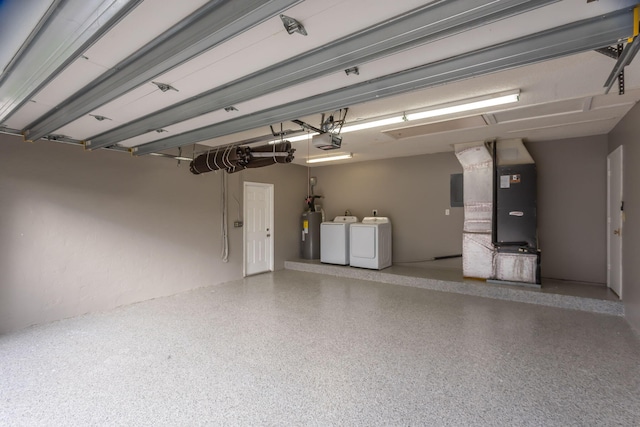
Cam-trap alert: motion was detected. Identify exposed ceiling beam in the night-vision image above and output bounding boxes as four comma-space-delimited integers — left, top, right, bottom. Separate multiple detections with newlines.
0, 0, 143, 124
85, 0, 561, 150
132, 7, 635, 156
0, 125, 197, 162
22, 0, 304, 142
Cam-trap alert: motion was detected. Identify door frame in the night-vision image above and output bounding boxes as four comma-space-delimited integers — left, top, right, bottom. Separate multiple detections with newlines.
243, 181, 274, 277
607, 145, 623, 298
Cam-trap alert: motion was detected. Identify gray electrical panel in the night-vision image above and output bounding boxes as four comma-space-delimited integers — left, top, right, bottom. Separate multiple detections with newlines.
450, 173, 464, 208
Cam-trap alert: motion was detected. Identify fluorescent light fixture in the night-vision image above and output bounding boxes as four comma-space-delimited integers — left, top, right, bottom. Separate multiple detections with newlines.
340, 116, 406, 133
269, 132, 318, 144
340, 91, 520, 134
269, 92, 518, 144
406, 92, 519, 120
307, 153, 353, 164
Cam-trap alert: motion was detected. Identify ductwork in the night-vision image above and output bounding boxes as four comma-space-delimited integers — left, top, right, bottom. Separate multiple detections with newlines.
189, 141, 294, 175
455, 139, 539, 285
455, 142, 495, 279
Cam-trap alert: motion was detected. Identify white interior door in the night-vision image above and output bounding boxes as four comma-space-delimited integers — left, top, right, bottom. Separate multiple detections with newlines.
244, 182, 274, 276
607, 146, 623, 298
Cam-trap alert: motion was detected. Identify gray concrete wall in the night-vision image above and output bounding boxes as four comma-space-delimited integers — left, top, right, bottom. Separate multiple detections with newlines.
608, 102, 640, 335
313, 141, 609, 285
311, 152, 465, 263
526, 136, 608, 284
2, 128, 627, 333
0, 135, 306, 333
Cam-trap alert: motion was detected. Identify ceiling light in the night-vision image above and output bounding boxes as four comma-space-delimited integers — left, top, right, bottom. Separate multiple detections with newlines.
341, 116, 406, 133
289, 133, 319, 142
341, 91, 519, 134
307, 153, 353, 164
408, 92, 519, 120
269, 133, 318, 144
269, 92, 519, 144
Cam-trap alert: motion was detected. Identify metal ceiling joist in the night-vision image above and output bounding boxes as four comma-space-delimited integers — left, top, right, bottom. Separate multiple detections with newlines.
0, 125, 197, 164
22, 0, 304, 142
0, 0, 65, 79
0, 0, 143, 124
132, 8, 635, 156
85, 0, 560, 150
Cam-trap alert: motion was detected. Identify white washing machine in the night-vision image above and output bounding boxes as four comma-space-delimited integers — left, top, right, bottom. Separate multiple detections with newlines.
349, 217, 392, 270
320, 216, 359, 265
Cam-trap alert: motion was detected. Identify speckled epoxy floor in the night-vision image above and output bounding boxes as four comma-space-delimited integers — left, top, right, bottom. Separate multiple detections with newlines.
2, 270, 639, 426
286, 259, 624, 315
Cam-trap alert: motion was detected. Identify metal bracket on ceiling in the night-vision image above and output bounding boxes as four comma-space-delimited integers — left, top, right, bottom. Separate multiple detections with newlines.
152, 81, 179, 92
321, 108, 348, 133
602, 6, 640, 95
268, 124, 304, 139
483, 113, 497, 125
291, 108, 349, 135
292, 119, 322, 133
345, 66, 359, 76
89, 114, 111, 121
595, 45, 620, 59
618, 65, 625, 95
598, 43, 627, 95
45, 134, 71, 142
280, 14, 307, 36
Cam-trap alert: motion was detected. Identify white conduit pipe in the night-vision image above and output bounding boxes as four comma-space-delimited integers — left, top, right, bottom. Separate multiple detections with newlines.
220, 171, 229, 262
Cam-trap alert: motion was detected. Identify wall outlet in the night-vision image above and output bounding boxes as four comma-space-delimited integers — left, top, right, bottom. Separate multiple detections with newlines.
234, 220, 243, 228
372, 209, 378, 216
445, 209, 450, 216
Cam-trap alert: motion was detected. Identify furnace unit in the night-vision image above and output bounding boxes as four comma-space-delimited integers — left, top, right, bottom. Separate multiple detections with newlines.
495, 163, 537, 250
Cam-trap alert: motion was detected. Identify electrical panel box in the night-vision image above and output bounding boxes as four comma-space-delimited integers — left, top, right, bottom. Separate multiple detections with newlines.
495, 163, 537, 249
450, 173, 464, 207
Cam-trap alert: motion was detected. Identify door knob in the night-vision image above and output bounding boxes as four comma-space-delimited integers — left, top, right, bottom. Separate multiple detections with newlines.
614, 228, 621, 236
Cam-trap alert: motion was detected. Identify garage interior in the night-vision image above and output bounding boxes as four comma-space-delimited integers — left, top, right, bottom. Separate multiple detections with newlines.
1, 0, 640, 424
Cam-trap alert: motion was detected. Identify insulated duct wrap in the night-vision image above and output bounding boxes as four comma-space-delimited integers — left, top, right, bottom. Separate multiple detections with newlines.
495, 252, 538, 283
462, 233, 495, 279
455, 142, 494, 279
190, 141, 294, 174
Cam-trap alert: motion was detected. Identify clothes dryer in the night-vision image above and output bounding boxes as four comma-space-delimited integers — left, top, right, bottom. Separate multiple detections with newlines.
320, 216, 359, 265
349, 217, 392, 269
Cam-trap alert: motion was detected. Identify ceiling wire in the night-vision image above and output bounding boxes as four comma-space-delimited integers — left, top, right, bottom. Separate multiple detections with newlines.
220, 171, 229, 263
307, 130, 311, 196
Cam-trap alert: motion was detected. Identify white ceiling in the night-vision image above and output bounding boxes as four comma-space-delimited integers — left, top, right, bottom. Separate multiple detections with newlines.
1, 0, 639, 167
